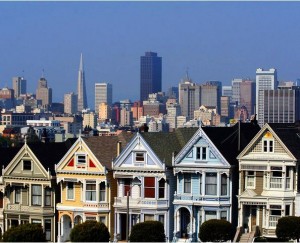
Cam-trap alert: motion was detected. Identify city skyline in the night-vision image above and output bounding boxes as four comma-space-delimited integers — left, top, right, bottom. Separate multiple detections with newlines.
1, 2, 300, 106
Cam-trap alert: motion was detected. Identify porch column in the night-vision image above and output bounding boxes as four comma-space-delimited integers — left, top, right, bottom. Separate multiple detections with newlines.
57, 221, 61, 243
113, 212, 118, 243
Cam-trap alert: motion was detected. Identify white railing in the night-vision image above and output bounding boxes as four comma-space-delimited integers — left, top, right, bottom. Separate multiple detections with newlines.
114, 197, 168, 208
269, 216, 281, 227
270, 177, 282, 189
6, 204, 53, 213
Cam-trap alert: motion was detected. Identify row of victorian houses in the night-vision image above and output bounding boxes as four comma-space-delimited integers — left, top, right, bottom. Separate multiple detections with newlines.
0, 121, 300, 242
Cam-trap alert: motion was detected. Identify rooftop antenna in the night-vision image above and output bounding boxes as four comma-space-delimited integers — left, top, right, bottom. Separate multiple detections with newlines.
42, 69, 45, 78
186, 67, 190, 81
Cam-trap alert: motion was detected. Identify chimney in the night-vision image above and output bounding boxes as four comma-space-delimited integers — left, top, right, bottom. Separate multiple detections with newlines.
117, 141, 122, 156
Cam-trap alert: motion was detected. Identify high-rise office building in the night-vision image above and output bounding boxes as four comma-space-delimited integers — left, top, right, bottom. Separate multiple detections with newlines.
95, 83, 112, 111
231, 78, 243, 105
240, 80, 256, 116
256, 68, 278, 126
201, 81, 222, 114
222, 86, 232, 98
64, 92, 78, 114
12, 76, 26, 98
36, 77, 52, 107
98, 102, 112, 122
179, 75, 201, 120
140, 52, 162, 102
77, 53, 88, 112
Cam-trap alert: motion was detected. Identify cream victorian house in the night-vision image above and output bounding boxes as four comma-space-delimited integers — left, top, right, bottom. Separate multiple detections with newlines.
237, 123, 300, 239
55, 133, 133, 242
0, 140, 74, 242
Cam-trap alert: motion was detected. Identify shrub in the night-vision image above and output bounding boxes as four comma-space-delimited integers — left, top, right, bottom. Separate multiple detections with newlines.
2, 223, 46, 242
70, 220, 110, 242
276, 216, 300, 241
199, 219, 234, 242
129, 221, 165, 242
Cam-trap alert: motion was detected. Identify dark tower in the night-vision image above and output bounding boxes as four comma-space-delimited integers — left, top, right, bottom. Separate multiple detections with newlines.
140, 52, 162, 102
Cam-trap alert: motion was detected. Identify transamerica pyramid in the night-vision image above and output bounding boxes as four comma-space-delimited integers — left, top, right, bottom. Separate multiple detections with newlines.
77, 53, 88, 112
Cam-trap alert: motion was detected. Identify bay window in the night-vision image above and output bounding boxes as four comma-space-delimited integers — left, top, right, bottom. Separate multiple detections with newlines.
32, 185, 42, 206
158, 179, 165, 199
144, 177, 155, 198
205, 173, 217, 195
221, 174, 228, 196
183, 174, 191, 193
86, 182, 96, 201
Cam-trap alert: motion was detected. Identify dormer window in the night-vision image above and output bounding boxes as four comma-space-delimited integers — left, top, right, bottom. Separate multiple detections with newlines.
135, 152, 145, 163
196, 147, 207, 160
23, 160, 31, 170
263, 131, 274, 153
76, 153, 87, 169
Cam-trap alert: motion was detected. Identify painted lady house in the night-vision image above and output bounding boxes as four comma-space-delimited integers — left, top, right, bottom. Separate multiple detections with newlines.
55, 133, 133, 242
0, 140, 74, 242
112, 128, 197, 242
237, 123, 300, 239
172, 122, 260, 242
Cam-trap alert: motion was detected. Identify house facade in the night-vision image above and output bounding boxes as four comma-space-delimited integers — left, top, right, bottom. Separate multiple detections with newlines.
237, 123, 300, 238
1, 141, 74, 242
173, 123, 260, 242
113, 128, 197, 241
55, 133, 133, 242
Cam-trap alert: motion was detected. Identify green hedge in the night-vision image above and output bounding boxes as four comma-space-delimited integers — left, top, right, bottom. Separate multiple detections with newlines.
2, 223, 46, 242
129, 221, 165, 242
70, 220, 110, 242
276, 216, 300, 241
199, 219, 234, 242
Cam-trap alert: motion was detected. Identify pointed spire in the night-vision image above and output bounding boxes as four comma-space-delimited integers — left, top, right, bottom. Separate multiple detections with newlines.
79, 53, 84, 72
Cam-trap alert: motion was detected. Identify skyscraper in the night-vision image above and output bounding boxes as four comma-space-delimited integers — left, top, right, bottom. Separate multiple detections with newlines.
201, 81, 222, 114
36, 77, 52, 107
95, 83, 112, 111
179, 74, 201, 120
140, 52, 162, 102
256, 68, 278, 126
12, 76, 26, 98
77, 53, 88, 112
64, 92, 78, 114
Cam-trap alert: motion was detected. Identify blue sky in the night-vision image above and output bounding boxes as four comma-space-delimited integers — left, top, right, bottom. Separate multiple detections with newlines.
0, 2, 300, 107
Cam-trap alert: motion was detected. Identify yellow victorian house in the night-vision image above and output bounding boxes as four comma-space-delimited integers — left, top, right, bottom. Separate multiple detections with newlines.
55, 133, 134, 242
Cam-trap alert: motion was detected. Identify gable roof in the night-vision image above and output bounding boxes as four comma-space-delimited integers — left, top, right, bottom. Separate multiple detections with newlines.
202, 122, 260, 166
82, 132, 134, 170
140, 128, 198, 166
27, 139, 76, 174
266, 123, 300, 159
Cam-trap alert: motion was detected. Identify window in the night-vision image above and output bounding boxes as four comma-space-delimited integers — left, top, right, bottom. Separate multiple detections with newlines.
44, 188, 51, 206
270, 167, 283, 189
124, 178, 131, 196
220, 211, 227, 220
285, 205, 290, 216
221, 174, 227, 196
269, 205, 281, 227
100, 216, 106, 225
158, 215, 165, 224
23, 160, 31, 170
263, 139, 274, 153
135, 152, 145, 162
44, 219, 51, 241
32, 219, 41, 224
158, 179, 165, 199
67, 182, 74, 200
144, 214, 154, 221
205, 173, 217, 195
144, 177, 155, 198
86, 182, 96, 201
205, 211, 217, 221
183, 174, 191, 193
196, 147, 207, 160
100, 182, 106, 201
246, 171, 255, 189
286, 167, 291, 189
32, 185, 42, 206
15, 187, 21, 204
76, 154, 86, 169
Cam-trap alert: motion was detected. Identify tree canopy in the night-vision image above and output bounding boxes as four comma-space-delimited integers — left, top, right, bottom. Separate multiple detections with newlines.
199, 219, 234, 242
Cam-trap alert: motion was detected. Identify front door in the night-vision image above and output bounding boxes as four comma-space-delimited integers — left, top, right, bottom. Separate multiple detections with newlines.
180, 208, 190, 238
251, 208, 257, 231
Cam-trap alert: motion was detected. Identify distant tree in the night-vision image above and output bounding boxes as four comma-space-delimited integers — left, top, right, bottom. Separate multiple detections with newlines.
70, 220, 110, 242
2, 223, 46, 242
199, 219, 234, 242
26, 126, 40, 143
276, 216, 300, 241
129, 221, 165, 242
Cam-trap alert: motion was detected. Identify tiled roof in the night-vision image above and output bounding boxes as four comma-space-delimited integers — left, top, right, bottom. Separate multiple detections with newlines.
141, 128, 198, 166
83, 132, 135, 170
203, 122, 261, 166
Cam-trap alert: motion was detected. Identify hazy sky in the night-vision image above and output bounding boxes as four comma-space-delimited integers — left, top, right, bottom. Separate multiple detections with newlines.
1, 2, 300, 107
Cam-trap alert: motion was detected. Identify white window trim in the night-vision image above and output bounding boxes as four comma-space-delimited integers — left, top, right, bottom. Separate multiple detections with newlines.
85, 181, 97, 202
66, 182, 75, 201
195, 146, 208, 161
15, 186, 21, 204
262, 139, 274, 153
75, 152, 87, 170
22, 159, 32, 171
183, 173, 192, 194
245, 171, 256, 189
133, 151, 146, 164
